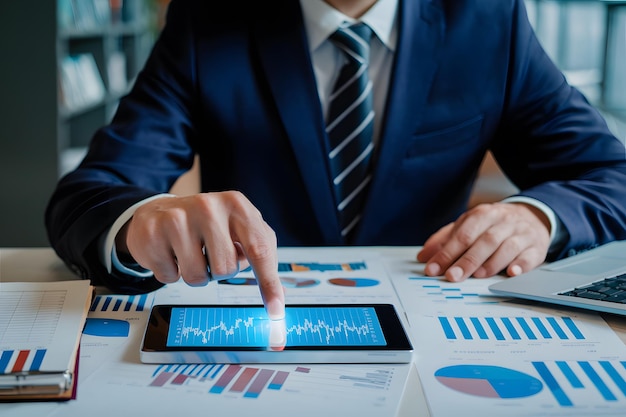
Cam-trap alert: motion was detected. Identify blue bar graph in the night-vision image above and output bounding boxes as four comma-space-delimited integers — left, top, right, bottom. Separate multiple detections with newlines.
532, 317, 551, 338
124, 294, 148, 311
516, 317, 537, 339
563, 317, 585, 340
546, 317, 567, 339
501, 318, 521, 340
470, 317, 488, 339
30, 349, 46, 371
556, 361, 583, 388
209, 364, 225, 379
408, 276, 501, 304
278, 261, 366, 272
600, 361, 626, 396
90, 294, 150, 312
0, 351, 13, 373
437, 316, 586, 341
438, 317, 456, 339
101, 296, 112, 311
579, 361, 617, 401
532, 361, 573, 406
454, 317, 472, 339
485, 317, 505, 340
530, 360, 626, 407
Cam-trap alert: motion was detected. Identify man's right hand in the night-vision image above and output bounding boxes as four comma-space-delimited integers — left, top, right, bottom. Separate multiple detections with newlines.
115, 191, 285, 319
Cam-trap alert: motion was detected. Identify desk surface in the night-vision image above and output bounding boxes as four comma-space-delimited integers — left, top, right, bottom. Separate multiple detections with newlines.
2, 247, 626, 416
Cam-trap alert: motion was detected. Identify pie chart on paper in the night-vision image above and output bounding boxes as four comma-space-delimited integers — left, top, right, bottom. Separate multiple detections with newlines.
434, 364, 543, 399
279, 277, 321, 288
328, 278, 380, 287
218, 277, 258, 286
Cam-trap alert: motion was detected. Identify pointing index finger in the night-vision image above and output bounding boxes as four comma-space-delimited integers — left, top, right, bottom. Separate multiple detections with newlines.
240, 237, 285, 320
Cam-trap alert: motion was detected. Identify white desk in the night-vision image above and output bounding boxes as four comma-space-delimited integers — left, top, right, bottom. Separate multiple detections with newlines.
2, 247, 626, 416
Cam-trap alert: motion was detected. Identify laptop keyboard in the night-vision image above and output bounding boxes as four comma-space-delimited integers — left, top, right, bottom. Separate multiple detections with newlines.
560, 273, 626, 303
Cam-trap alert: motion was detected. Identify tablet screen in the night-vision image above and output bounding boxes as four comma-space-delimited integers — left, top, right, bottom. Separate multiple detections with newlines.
166, 306, 387, 348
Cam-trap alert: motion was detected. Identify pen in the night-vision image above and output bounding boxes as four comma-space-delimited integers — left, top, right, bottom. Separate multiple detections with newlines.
0, 371, 72, 396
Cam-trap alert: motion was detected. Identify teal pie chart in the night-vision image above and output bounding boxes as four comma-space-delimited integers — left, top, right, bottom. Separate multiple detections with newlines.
435, 365, 543, 399
328, 278, 379, 287
218, 277, 258, 286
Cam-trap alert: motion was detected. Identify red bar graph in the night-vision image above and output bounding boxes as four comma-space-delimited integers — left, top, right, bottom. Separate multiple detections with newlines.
210, 365, 242, 394
148, 363, 290, 398
244, 369, 275, 398
11, 350, 30, 373
268, 371, 289, 390
150, 371, 176, 387
171, 373, 192, 385
230, 367, 259, 392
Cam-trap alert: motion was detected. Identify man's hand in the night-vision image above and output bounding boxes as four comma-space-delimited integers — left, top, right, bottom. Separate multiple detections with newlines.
116, 191, 285, 319
417, 202, 551, 281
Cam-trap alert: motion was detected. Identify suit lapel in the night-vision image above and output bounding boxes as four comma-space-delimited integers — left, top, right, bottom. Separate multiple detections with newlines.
252, 2, 343, 244
251, 0, 445, 244
356, 0, 446, 242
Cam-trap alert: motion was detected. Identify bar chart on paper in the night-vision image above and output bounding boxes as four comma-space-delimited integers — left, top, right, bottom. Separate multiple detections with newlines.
278, 261, 367, 272
531, 360, 626, 407
89, 293, 153, 313
0, 349, 47, 373
149, 363, 290, 398
146, 362, 400, 401
406, 276, 504, 304
436, 315, 585, 341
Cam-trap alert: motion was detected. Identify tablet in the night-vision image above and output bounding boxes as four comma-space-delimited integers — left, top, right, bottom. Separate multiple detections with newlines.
140, 304, 413, 364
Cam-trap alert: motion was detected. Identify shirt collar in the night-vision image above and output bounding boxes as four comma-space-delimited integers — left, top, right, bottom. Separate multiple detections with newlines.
299, 0, 398, 53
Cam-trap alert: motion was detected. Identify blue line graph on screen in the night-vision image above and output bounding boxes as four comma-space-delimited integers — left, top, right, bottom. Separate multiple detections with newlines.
166, 306, 386, 348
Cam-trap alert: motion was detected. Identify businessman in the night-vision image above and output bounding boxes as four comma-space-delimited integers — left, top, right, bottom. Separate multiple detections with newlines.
46, 0, 626, 319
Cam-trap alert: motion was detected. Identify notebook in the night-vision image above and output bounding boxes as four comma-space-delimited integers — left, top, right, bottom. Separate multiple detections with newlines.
0, 280, 93, 401
489, 240, 626, 316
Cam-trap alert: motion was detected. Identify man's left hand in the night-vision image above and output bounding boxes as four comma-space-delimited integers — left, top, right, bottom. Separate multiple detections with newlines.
417, 202, 551, 281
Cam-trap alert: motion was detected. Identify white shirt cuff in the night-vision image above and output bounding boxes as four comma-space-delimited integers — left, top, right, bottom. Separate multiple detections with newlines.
501, 196, 561, 243
100, 194, 175, 275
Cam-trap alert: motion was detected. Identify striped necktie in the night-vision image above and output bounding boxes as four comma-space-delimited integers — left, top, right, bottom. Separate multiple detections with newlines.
326, 23, 375, 242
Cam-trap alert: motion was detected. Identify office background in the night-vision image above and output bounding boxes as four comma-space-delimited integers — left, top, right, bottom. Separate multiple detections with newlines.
0, 0, 625, 248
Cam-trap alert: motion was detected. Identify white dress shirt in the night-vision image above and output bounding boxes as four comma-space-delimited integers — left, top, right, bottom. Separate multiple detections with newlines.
299, 0, 398, 144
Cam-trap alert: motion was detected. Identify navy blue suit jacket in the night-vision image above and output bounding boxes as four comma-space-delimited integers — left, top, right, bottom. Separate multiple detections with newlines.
46, 0, 626, 293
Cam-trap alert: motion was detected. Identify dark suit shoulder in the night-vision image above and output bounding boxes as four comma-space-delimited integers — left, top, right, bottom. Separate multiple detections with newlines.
439, 0, 520, 20
169, 0, 297, 27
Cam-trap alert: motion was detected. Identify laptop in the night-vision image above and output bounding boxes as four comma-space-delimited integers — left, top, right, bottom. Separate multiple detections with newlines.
489, 240, 626, 316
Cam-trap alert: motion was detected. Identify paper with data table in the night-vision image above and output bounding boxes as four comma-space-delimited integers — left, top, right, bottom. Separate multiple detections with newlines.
385, 259, 626, 416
